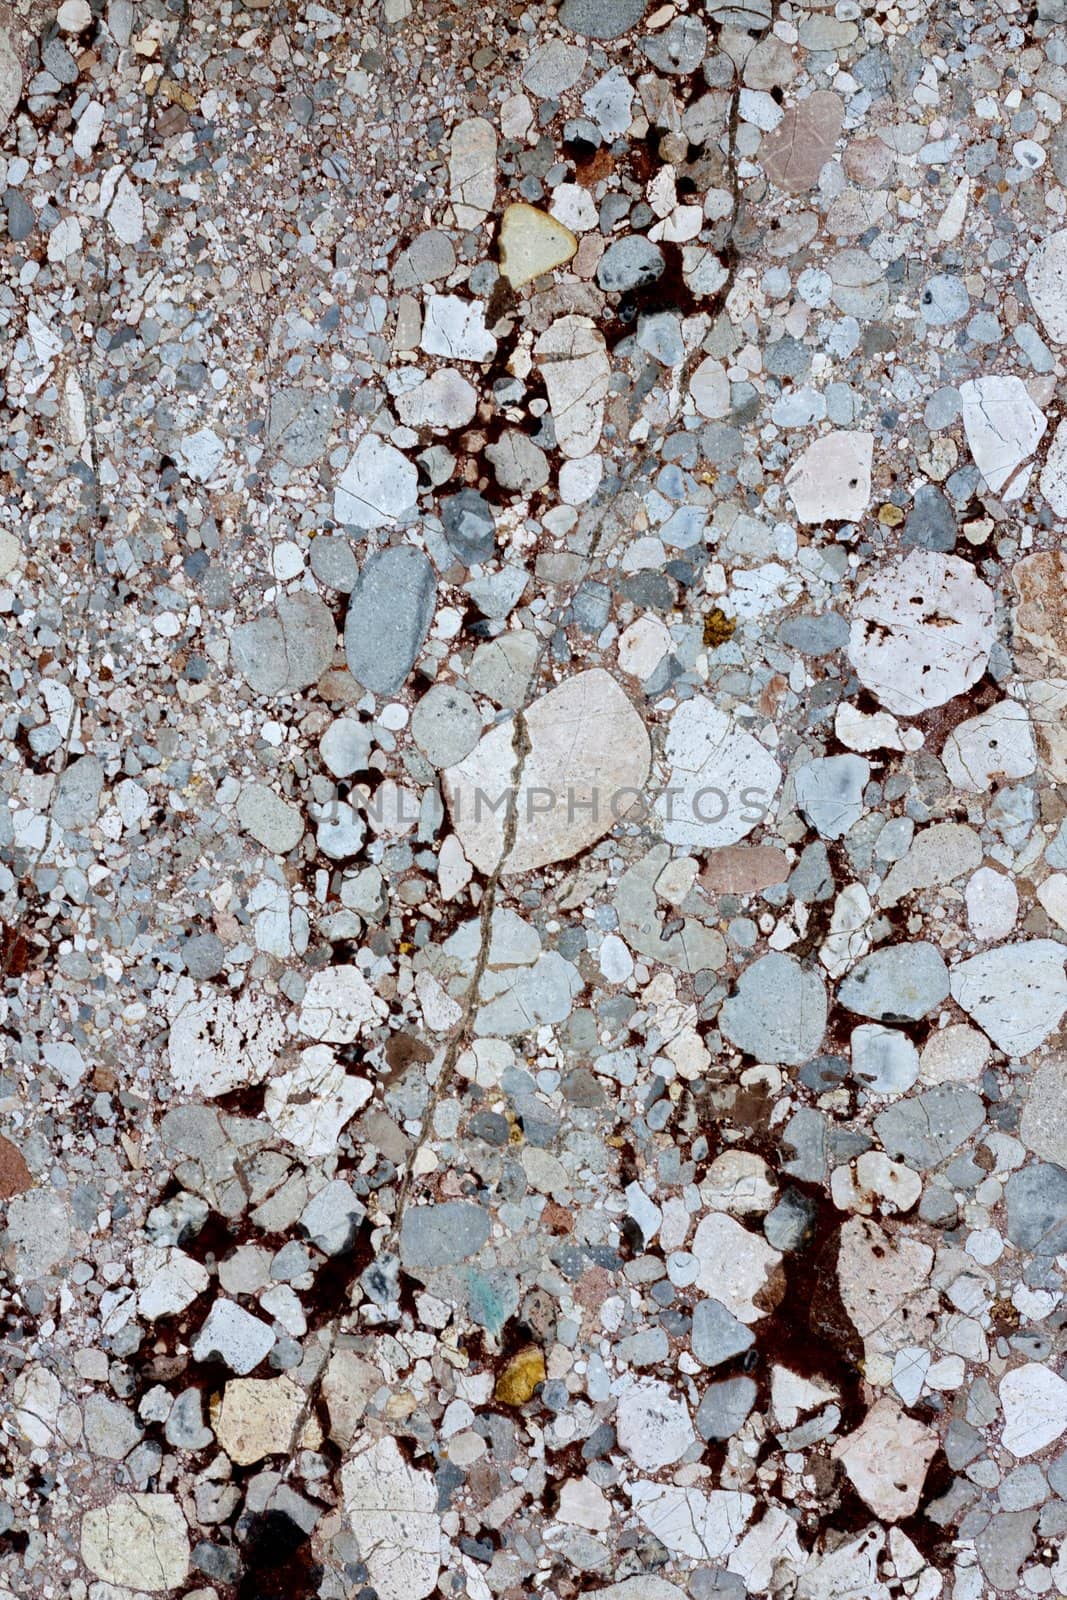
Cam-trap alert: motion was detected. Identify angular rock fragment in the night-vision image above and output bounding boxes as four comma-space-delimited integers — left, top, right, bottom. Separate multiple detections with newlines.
444, 668, 651, 874
499, 202, 578, 287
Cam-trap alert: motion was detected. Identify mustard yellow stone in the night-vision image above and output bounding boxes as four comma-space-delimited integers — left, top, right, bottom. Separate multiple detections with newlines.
494, 1345, 546, 1405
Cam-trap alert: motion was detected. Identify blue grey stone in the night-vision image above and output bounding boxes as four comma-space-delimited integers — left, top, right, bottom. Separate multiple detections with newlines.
4, 189, 35, 242
777, 613, 849, 656
794, 754, 869, 840
839, 941, 950, 1022
904, 484, 956, 551
637, 311, 685, 366
441, 490, 496, 566
920, 274, 970, 326
1005, 1162, 1067, 1255
400, 1201, 491, 1270
691, 1297, 755, 1367
344, 546, 436, 694
873, 1085, 985, 1170
695, 1376, 757, 1440
719, 952, 827, 1065
597, 236, 665, 293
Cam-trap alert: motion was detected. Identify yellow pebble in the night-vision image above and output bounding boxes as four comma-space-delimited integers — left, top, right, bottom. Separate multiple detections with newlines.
494, 1345, 545, 1406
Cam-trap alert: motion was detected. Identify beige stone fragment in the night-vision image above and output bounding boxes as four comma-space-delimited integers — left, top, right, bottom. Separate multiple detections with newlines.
444, 668, 650, 875
214, 1376, 305, 1466
761, 90, 844, 192
832, 1399, 938, 1520
81, 1494, 190, 1591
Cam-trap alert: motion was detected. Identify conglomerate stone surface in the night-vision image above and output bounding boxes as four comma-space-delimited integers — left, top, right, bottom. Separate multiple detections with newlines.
2, 1, 1067, 1597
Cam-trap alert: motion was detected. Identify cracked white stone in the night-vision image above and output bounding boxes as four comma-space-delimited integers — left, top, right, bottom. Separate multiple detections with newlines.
167, 982, 285, 1098
848, 550, 995, 716
950, 941, 1067, 1056
134, 1247, 210, 1320
785, 431, 873, 524
334, 435, 418, 529
81, 1494, 189, 1591
265, 1045, 372, 1158
942, 699, 1036, 792
296, 965, 388, 1043
960, 375, 1046, 501
449, 116, 497, 228
444, 668, 650, 874
1000, 1363, 1067, 1458
534, 315, 610, 458
616, 1377, 695, 1469
831, 1398, 937, 1519
395, 369, 478, 430
1025, 228, 1067, 344
658, 700, 781, 849
104, 170, 144, 245
629, 1481, 754, 1561
1041, 420, 1067, 515
691, 1212, 782, 1323
421, 294, 497, 362
341, 1436, 441, 1600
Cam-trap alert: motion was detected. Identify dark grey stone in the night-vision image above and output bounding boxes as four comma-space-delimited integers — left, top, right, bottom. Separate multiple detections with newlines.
441, 490, 496, 566
778, 612, 849, 656
1005, 1162, 1067, 1255
695, 1376, 757, 1440
559, 0, 648, 38
400, 1201, 491, 1270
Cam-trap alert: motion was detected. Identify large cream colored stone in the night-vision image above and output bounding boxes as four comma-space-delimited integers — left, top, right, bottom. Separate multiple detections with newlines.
81, 1494, 189, 1590
832, 1399, 937, 1520
444, 668, 650, 874
214, 1376, 305, 1465
498, 202, 578, 287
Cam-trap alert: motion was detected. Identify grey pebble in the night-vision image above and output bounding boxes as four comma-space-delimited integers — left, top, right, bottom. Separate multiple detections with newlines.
691, 1297, 755, 1368
1004, 1161, 1067, 1255
344, 546, 437, 695
597, 236, 665, 293
920, 273, 970, 326
267, 389, 333, 467
310, 535, 359, 592
441, 490, 497, 566
558, 0, 648, 39
839, 942, 950, 1022
232, 593, 336, 696
400, 1200, 491, 1270
873, 1085, 985, 1170
904, 484, 956, 552
54, 753, 104, 831
695, 1376, 757, 1440
719, 952, 827, 1065
777, 613, 849, 656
